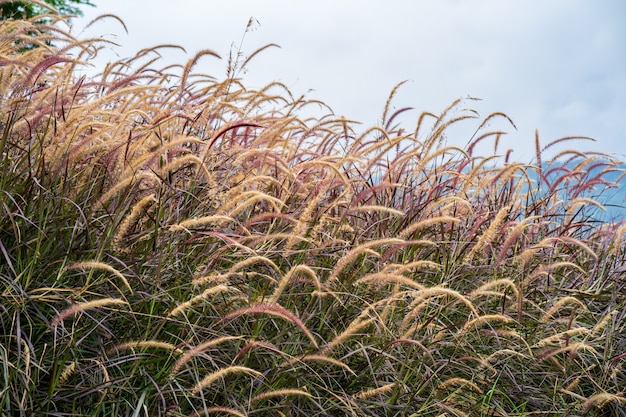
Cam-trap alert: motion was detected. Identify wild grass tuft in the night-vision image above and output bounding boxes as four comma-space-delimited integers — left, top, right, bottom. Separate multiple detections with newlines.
1, 8, 625, 416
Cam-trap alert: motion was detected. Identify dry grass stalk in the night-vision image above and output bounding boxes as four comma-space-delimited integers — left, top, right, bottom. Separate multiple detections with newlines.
397, 216, 461, 240
381, 338, 436, 363
381, 260, 442, 275
538, 341, 599, 362
327, 238, 405, 283
122, 137, 207, 176
158, 153, 213, 181
381, 80, 408, 126
347, 205, 406, 217
565, 197, 605, 218
412, 145, 467, 183
57, 361, 77, 385
191, 272, 231, 286
267, 264, 319, 304
282, 354, 356, 375
112, 193, 157, 250
232, 173, 287, 192
284, 181, 330, 252
94, 171, 161, 210
460, 314, 513, 333
534, 327, 590, 348
19, 338, 30, 380
250, 388, 313, 403
107, 340, 183, 355
534, 129, 542, 174
353, 383, 396, 400
169, 284, 233, 316
171, 336, 243, 374
401, 287, 479, 331
522, 261, 587, 287
540, 296, 588, 323
437, 403, 470, 417
169, 215, 236, 232
610, 223, 626, 255
243, 232, 311, 250
354, 272, 426, 291
187, 407, 246, 417
226, 255, 281, 279
582, 393, 626, 412
234, 340, 289, 361
494, 215, 542, 265
437, 377, 483, 394
320, 317, 375, 355
591, 310, 616, 336
64, 261, 132, 293
217, 303, 318, 349
546, 236, 598, 262
228, 192, 286, 217
484, 349, 529, 366
564, 376, 583, 393
468, 278, 519, 300
513, 246, 543, 269
216, 190, 285, 216
50, 298, 128, 327
191, 366, 263, 395
463, 205, 510, 264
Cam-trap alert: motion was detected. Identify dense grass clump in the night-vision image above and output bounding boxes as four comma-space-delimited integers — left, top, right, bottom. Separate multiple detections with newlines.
1, 11, 626, 417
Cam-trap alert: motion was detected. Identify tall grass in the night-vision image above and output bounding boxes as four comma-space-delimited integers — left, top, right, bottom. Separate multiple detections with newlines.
1, 9, 625, 417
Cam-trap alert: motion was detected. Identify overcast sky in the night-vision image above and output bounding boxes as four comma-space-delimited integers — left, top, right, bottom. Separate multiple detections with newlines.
71, 0, 626, 162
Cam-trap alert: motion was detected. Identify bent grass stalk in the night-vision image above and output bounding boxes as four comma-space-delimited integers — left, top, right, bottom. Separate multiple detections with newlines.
267, 264, 319, 304
538, 341, 600, 362
107, 340, 184, 355
354, 272, 426, 291
400, 286, 480, 332
172, 336, 243, 374
234, 340, 290, 362
216, 303, 318, 349
188, 407, 246, 417
582, 393, 626, 413
319, 317, 375, 355
283, 354, 356, 375
460, 314, 514, 333
533, 327, 590, 348
50, 298, 128, 328
397, 216, 461, 240
326, 238, 405, 283
353, 383, 396, 400
191, 366, 263, 395
225, 255, 281, 278
64, 261, 133, 292
249, 388, 313, 404
94, 171, 161, 211
468, 278, 519, 300
437, 377, 483, 395
168, 284, 234, 316
540, 296, 588, 323
169, 215, 237, 232
484, 348, 529, 363
463, 205, 510, 264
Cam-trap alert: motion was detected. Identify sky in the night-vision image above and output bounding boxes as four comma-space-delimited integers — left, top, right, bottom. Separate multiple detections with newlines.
69, 0, 626, 162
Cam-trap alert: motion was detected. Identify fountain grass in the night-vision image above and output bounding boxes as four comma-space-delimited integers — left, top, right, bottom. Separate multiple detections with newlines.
1, 10, 625, 417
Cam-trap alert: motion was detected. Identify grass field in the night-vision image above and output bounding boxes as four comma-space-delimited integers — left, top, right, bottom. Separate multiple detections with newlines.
1, 12, 625, 417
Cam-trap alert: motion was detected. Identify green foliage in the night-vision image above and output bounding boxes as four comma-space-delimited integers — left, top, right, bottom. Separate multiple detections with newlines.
1, 13, 625, 417
1, 0, 93, 21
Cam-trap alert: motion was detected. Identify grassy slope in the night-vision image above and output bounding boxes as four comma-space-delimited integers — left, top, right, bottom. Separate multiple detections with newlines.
1, 13, 625, 417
